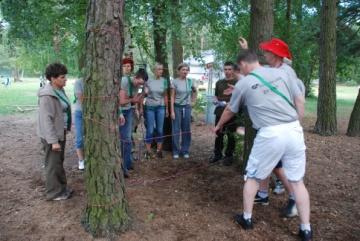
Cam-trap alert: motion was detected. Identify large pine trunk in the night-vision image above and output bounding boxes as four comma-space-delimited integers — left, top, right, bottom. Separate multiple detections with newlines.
243, 0, 274, 167
315, 0, 337, 135
347, 89, 360, 137
170, 0, 183, 78
82, 0, 129, 237
152, 0, 172, 151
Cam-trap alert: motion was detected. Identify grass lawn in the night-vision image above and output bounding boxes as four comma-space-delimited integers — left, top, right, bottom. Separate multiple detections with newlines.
306, 85, 359, 119
0, 78, 75, 115
0, 79, 358, 117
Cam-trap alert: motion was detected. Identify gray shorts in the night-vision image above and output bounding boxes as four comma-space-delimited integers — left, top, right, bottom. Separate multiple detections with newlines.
245, 121, 306, 182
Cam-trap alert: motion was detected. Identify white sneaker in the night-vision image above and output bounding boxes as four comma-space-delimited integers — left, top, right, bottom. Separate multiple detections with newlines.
173, 154, 179, 159
78, 160, 85, 170
183, 154, 190, 159
273, 180, 285, 194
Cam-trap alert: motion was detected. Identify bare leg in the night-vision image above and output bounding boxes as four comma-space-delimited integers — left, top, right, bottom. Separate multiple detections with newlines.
289, 180, 310, 224
76, 149, 84, 161
259, 177, 270, 192
243, 178, 259, 214
145, 143, 152, 152
157, 143, 163, 152
274, 167, 294, 195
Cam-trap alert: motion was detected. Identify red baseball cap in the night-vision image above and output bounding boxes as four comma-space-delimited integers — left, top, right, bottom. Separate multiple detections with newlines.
259, 38, 292, 60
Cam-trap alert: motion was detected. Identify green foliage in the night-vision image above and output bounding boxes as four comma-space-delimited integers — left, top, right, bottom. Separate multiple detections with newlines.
0, 0, 359, 85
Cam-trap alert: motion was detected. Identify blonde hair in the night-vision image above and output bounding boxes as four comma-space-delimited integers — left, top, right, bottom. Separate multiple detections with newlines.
177, 63, 190, 71
153, 62, 164, 70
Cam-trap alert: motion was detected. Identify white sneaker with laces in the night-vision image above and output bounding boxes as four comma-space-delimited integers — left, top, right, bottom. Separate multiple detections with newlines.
273, 180, 285, 194
78, 160, 85, 170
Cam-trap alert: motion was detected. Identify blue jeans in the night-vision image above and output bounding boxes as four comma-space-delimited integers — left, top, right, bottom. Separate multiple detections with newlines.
145, 106, 165, 144
172, 104, 192, 155
74, 110, 84, 149
119, 108, 133, 173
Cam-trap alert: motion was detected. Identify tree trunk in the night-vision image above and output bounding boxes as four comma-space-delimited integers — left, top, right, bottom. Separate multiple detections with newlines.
152, 1, 172, 151
12, 68, 21, 82
243, 0, 274, 166
170, 0, 183, 78
347, 89, 360, 137
315, 0, 337, 135
82, 0, 129, 237
285, 0, 291, 42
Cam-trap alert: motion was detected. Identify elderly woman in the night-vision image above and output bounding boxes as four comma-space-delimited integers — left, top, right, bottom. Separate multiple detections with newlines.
37, 63, 72, 201
170, 63, 197, 159
119, 58, 144, 178
144, 63, 169, 158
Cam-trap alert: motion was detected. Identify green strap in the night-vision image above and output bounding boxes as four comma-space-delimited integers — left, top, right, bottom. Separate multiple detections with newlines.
178, 78, 193, 105
249, 72, 296, 110
127, 76, 133, 97
73, 93, 77, 104
53, 90, 72, 130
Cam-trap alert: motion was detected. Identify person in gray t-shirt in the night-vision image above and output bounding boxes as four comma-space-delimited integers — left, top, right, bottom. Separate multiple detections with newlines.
214, 50, 312, 239
143, 63, 169, 158
240, 37, 306, 220
119, 58, 144, 177
73, 79, 85, 170
170, 63, 197, 159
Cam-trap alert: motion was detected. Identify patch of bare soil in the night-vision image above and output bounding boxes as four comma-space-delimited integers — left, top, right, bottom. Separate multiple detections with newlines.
0, 113, 359, 241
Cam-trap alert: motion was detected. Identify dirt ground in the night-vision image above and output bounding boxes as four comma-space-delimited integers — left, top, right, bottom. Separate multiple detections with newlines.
0, 113, 359, 241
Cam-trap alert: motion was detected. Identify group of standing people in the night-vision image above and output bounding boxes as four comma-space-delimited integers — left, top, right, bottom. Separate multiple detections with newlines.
37, 36, 312, 240
118, 59, 197, 177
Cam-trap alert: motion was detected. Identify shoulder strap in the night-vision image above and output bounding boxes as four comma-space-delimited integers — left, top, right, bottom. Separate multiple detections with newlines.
53, 90, 72, 130
249, 72, 296, 110
127, 76, 133, 97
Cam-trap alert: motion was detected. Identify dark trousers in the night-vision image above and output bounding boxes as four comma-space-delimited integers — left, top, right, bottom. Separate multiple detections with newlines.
214, 114, 236, 158
41, 138, 67, 200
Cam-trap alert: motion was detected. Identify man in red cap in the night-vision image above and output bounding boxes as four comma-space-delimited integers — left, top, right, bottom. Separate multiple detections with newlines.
238, 37, 305, 219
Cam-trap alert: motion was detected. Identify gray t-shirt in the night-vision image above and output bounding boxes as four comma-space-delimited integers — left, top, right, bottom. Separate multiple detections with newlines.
229, 66, 302, 130
171, 78, 195, 105
73, 79, 84, 112
145, 77, 167, 107
279, 63, 306, 96
120, 75, 139, 110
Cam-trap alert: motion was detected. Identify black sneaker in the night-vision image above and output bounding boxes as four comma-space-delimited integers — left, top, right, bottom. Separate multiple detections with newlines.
223, 156, 233, 166
298, 229, 313, 241
282, 198, 298, 218
234, 213, 253, 230
156, 151, 163, 158
124, 172, 130, 178
254, 192, 269, 205
209, 155, 222, 163
144, 151, 154, 160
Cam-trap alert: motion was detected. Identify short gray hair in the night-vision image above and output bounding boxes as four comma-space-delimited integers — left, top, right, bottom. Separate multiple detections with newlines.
177, 63, 190, 71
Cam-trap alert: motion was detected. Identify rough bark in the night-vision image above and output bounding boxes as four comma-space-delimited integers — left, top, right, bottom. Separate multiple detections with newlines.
285, 0, 292, 42
347, 89, 360, 137
82, 0, 129, 237
315, 0, 337, 135
152, 0, 172, 151
243, 0, 274, 166
170, 0, 183, 78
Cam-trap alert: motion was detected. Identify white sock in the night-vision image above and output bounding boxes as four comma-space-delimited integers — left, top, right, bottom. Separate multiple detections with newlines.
243, 212, 252, 220
300, 223, 311, 231
289, 193, 295, 200
258, 190, 268, 198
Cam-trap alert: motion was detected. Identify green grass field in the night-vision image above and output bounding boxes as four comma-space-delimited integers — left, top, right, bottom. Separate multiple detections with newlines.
0, 79, 358, 118
0, 78, 75, 115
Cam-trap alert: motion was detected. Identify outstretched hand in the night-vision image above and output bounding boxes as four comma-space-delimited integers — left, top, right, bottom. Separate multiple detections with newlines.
223, 84, 235, 96
239, 37, 248, 50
